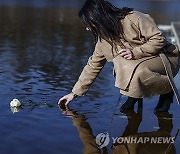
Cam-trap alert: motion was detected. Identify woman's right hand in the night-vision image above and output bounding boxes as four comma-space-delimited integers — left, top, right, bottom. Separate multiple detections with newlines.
119, 49, 134, 60
58, 93, 75, 107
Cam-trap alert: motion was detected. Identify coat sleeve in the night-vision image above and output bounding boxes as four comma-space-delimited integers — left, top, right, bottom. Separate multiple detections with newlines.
131, 13, 166, 59
71, 42, 106, 96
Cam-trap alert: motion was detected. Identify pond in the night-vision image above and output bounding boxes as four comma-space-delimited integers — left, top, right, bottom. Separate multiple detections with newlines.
0, 1, 180, 154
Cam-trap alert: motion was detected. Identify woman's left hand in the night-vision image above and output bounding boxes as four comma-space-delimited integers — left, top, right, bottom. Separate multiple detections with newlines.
119, 49, 134, 60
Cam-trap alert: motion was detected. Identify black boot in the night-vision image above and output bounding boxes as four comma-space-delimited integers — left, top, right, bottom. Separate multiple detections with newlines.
120, 97, 143, 112
154, 91, 174, 113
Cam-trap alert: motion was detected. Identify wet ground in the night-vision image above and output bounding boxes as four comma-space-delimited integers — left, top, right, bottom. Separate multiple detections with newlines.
0, 1, 180, 154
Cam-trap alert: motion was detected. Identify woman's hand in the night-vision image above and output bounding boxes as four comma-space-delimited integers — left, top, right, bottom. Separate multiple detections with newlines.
58, 93, 75, 106
119, 49, 134, 60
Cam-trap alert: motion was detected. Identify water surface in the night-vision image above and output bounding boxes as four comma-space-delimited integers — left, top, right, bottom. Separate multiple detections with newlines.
0, 1, 180, 154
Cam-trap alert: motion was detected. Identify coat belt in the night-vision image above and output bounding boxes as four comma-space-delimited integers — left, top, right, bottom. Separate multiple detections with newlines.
159, 51, 180, 105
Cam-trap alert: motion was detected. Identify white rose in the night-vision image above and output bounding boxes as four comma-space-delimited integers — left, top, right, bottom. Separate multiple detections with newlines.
10, 99, 21, 107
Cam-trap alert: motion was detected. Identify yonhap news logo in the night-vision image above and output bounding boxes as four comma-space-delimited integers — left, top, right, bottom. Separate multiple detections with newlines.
96, 132, 175, 148
95, 132, 110, 148
112, 136, 175, 144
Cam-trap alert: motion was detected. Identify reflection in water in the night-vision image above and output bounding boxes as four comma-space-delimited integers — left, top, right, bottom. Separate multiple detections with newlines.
10, 106, 22, 114
112, 111, 176, 154
61, 106, 178, 154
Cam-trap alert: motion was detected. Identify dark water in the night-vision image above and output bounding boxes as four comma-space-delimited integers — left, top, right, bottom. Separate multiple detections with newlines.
0, 1, 180, 154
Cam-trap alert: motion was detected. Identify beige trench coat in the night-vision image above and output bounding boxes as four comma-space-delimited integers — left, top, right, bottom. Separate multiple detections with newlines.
72, 11, 180, 98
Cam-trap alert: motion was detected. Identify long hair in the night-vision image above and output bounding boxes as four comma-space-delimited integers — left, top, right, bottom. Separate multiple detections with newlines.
79, 0, 133, 43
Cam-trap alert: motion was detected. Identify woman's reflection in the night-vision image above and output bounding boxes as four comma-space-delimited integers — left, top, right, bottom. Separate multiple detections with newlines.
112, 110, 176, 154
59, 105, 177, 154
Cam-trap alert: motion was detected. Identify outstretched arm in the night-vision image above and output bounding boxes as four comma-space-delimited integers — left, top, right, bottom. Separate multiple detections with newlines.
58, 41, 106, 105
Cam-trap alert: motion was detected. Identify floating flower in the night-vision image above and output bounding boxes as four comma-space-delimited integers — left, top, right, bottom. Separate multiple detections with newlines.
10, 99, 21, 107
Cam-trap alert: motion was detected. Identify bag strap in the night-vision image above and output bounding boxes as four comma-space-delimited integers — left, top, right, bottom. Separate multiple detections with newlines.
159, 51, 180, 105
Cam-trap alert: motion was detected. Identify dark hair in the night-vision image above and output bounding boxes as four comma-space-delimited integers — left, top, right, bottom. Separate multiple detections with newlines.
79, 0, 133, 43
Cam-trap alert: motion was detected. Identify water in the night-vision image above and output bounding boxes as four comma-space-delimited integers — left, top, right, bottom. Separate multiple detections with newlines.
0, 1, 180, 154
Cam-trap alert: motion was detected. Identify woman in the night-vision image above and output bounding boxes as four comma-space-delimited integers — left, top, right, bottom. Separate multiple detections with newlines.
58, 0, 180, 112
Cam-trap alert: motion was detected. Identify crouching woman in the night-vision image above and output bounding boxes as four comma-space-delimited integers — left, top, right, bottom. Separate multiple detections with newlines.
58, 0, 180, 112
